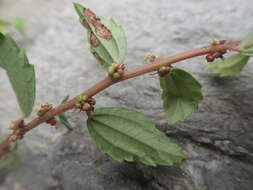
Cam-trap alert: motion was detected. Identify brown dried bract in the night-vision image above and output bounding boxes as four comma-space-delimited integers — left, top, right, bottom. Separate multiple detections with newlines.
83, 8, 112, 41
90, 33, 100, 47
84, 9, 97, 26
95, 24, 112, 40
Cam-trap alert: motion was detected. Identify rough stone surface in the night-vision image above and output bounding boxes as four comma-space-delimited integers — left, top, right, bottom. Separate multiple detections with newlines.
0, 0, 253, 189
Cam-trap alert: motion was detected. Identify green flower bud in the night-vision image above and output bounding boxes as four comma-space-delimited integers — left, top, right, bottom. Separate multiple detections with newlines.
159, 66, 167, 72
112, 72, 121, 79
211, 38, 220, 46
108, 65, 116, 76
111, 63, 119, 68
77, 95, 87, 102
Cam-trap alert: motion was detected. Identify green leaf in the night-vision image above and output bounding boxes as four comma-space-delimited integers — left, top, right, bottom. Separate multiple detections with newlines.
0, 19, 9, 26
61, 95, 70, 104
239, 49, 253, 56
0, 18, 26, 34
73, 3, 85, 21
8, 17, 26, 34
57, 95, 73, 131
0, 33, 36, 117
204, 54, 250, 77
58, 114, 73, 131
239, 29, 253, 56
160, 69, 203, 125
73, 3, 127, 70
0, 20, 8, 34
87, 107, 185, 166
0, 135, 20, 176
0, 25, 7, 34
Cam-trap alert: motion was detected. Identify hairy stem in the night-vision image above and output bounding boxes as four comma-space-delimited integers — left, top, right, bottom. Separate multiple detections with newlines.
0, 40, 240, 156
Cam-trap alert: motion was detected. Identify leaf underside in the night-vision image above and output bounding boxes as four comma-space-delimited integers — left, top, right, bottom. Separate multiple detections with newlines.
0, 33, 36, 116
87, 107, 185, 166
57, 95, 73, 131
0, 33, 36, 117
205, 54, 250, 77
74, 3, 127, 69
239, 29, 253, 56
160, 69, 203, 125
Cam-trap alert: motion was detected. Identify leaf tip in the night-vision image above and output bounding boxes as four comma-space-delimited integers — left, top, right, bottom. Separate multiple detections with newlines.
73, 2, 85, 18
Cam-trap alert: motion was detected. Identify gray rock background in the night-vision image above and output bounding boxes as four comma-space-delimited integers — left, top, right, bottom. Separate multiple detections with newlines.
0, 0, 253, 189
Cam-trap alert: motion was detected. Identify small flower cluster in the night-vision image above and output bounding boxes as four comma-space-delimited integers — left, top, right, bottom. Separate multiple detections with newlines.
37, 102, 58, 127
9, 119, 25, 141
75, 95, 96, 116
206, 40, 227, 62
144, 54, 172, 76
158, 65, 172, 77
108, 63, 125, 79
144, 54, 158, 63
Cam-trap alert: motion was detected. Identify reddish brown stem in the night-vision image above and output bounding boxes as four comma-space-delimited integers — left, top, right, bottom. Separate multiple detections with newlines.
0, 40, 241, 157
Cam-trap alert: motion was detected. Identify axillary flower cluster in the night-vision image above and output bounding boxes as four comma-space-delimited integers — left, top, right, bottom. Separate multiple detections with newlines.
206, 39, 228, 62
36, 103, 58, 127
107, 63, 125, 79
75, 95, 96, 116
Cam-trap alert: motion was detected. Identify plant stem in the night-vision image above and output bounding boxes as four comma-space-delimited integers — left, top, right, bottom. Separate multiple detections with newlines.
0, 40, 241, 156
